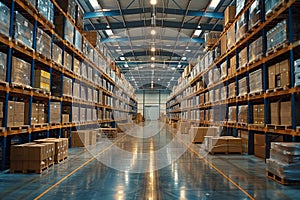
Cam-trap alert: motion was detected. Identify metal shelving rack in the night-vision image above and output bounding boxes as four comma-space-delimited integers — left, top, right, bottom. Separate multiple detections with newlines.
166, 0, 300, 158
0, 0, 137, 170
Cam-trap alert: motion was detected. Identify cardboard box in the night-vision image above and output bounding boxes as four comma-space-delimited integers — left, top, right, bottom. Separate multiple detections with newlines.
239, 130, 248, 153
62, 114, 69, 123
280, 101, 291, 125
254, 145, 265, 159
224, 6, 236, 27
89, 130, 97, 145
72, 131, 89, 147
254, 134, 265, 146
253, 104, 264, 125
270, 102, 280, 124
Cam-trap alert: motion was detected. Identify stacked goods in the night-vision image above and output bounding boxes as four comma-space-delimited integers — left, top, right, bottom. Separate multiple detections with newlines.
72, 106, 79, 122
73, 58, 80, 76
236, 0, 245, 17
254, 134, 266, 158
229, 55, 236, 76
215, 88, 220, 102
249, 69, 263, 94
270, 102, 280, 125
249, 0, 261, 30
205, 31, 221, 48
88, 87, 93, 102
11, 57, 31, 86
249, 37, 263, 63
239, 130, 248, 153
14, 12, 33, 48
0, 2, 10, 36
228, 106, 236, 122
224, 6, 236, 28
200, 110, 204, 123
0, 102, 3, 125
75, 4, 84, 30
253, 104, 264, 125
227, 25, 236, 50
83, 31, 100, 47
220, 62, 227, 79
268, 59, 290, 90
267, 142, 300, 182
25, 103, 45, 124
74, 29, 82, 51
179, 121, 190, 134
204, 136, 242, 154
54, 16, 74, 45
86, 108, 92, 121
236, 13, 246, 42
36, 0, 54, 23
221, 86, 227, 100
93, 90, 98, 103
295, 59, 300, 87
80, 107, 86, 122
191, 127, 220, 143
0, 52, 7, 82
62, 114, 69, 123
238, 47, 247, 69
238, 77, 248, 96
280, 101, 300, 126
63, 77, 72, 97
238, 105, 248, 124
64, 51, 73, 71
52, 44, 63, 65
221, 34, 227, 55
50, 102, 61, 123
72, 130, 97, 147
56, 0, 76, 20
228, 82, 236, 98
73, 82, 80, 98
51, 75, 72, 96
34, 69, 50, 91
7, 101, 25, 127
81, 62, 87, 79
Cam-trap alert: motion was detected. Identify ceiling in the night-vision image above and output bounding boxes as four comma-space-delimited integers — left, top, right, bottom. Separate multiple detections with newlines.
78, 0, 234, 91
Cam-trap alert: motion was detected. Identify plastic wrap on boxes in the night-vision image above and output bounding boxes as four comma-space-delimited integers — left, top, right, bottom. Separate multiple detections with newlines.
249, 0, 261, 30
73, 58, 80, 76
249, 69, 262, 93
63, 76, 72, 96
75, 4, 84, 30
72, 106, 79, 122
88, 87, 93, 102
266, 159, 300, 181
64, 52, 72, 71
227, 24, 236, 50
249, 37, 263, 63
14, 12, 33, 48
267, 20, 287, 51
220, 61, 227, 79
228, 82, 236, 98
80, 107, 86, 122
73, 82, 80, 98
238, 105, 248, 123
296, 73, 300, 87
0, 2, 10, 36
236, 13, 246, 42
238, 47, 247, 70
0, 52, 7, 82
12, 57, 31, 86
295, 59, 300, 74
236, 0, 245, 16
81, 85, 86, 100
228, 106, 236, 122
50, 102, 61, 123
270, 148, 300, 164
64, 19, 74, 44
224, 6, 236, 27
74, 29, 82, 51
81, 62, 87, 78
238, 77, 248, 96
205, 31, 221, 47
221, 86, 227, 100
229, 56, 236, 76
52, 44, 63, 65
56, 0, 76, 20
36, 28, 51, 58
37, 0, 54, 23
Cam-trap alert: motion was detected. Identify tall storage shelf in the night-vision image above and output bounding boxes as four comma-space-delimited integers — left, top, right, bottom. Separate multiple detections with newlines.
166, 0, 300, 158
0, 0, 137, 170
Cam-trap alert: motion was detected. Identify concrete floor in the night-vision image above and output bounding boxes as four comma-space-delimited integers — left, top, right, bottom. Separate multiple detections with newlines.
0, 121, 299, 200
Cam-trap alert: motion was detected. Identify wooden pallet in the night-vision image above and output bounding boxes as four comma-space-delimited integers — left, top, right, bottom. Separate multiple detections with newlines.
249, 91, 263, 97
248, 55, 263, 66
36, 51, 52, 62
32, 123, 49, 129
248, 21, 262, 33
13, 39, 35, 52
266, 86, 289, 93
33, 88, 51, 95
37, 12, 55, 30
248, 124, 265, 129
0, 127, 6, 133
50, 122, 60, 126
266, 171, 300, 186
10, 82, 32, 90
296, 126, 300, 132
7, 125, 30, 131
237, 95, 248, 100
266, 42, 288, 57
237, 122, 248, 127
266, 124, 292, 130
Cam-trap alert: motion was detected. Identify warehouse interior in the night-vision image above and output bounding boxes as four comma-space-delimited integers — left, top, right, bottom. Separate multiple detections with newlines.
0, 0, 300, 199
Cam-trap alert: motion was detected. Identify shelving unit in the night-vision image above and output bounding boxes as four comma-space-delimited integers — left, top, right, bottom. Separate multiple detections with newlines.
166, 0, 300, 159
0, 0, 137, 170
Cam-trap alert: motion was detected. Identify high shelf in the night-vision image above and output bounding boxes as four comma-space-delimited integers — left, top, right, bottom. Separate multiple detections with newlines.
0, 0, 137, 170
166, 0, 300, 159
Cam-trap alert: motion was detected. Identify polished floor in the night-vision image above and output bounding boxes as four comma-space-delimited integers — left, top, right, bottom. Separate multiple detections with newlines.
0, 121, 300, 200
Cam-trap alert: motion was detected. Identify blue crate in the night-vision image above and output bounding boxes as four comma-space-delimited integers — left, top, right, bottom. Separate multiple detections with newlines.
0, 2, 10, 36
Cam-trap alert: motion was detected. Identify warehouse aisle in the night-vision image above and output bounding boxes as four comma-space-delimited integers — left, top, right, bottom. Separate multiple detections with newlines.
0, 121, 300, 199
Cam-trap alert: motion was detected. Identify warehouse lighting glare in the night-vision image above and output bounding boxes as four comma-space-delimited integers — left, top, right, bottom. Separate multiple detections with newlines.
105, 29, 114, 36
208, 0, 221, 10
177, 64, 182, 68
150, 0, 157, 5
182, 57, 187, 61
151, 64, 155, 68
151, 29, 156, 35
151, 57, 155, 61
89, 0, 100, 9
194, 30, 202, 36
120, 57, 125, 61
151, 47, 156, 52
124, 64, 129, 68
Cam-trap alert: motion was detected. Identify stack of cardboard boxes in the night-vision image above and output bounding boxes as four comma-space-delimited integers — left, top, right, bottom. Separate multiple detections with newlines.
36, 28, 51, 58
268, 59, 290, 90
12, 57, 31, 86
72, 130, 97, 147
0, 52, 7, 82
13, 12, 33, 48
34, 69, 51, 91
249, 69, 263, 94
295, 59, 300, 87
253, 104, 264, 125
270, 101, 300, 126
7, 101, 25, 127
52, 44, 63, 65
25, 103, 45, 125
191, 127, 220, 143
249, 37, 263, 63
36, 0, 54, 23
204, 136, 242, 154
238, 105, 248, 124
50, 102, 61, 123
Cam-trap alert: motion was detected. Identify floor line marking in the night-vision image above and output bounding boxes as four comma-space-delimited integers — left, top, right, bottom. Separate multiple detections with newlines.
170, 128, 255, 200
34, 134, 127, 200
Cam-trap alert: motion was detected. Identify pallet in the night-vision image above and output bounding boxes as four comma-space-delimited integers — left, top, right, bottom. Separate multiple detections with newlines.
237, 65, 247, 72
296, 126, 300, 132
266, 124, 292, 130
13, 39, 35, 53
37, 12, 55, 30
7, 125, 30, 131
36, 52, 52, 62
0, 31, 11, 41
248, 55, 263, 66
248, 21, 262, 33
266, 42, 288, 57
0, 127, 6, 133
249, 91, 263, 97
237, 95, 248, 100
10, 82, 32, 90
266, 86, 289, 93
248, 124, 265, 129
266, 171, 300, 186
50, 122, 60, 126
32, 123, 49, 129
237, 122, 248, 127
33, 88, 51, 95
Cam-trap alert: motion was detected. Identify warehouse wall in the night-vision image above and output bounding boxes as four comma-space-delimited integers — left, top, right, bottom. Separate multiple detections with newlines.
136, 91, 170, 119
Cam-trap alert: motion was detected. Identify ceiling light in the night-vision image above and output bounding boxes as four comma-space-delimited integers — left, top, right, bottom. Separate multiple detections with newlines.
151, 29, 156, 35
106, 25, 110, 28
208, 0, 221, 10
151, 57, 155, 61
124, 64, 129, 68
150, 0, 157, 5
185, 49, 191, 52
116, 49, 122, 52
182, 57, 187, 61
194, 30, 202, 36
177, 64, 182, 68
158, 78, 160, 81
89, 0, 100, 10
171, 67, 176, 70
120, 57, 125, 61
151, 47, 156, 52
151, 64, 155, 68
105, 29, 114, 36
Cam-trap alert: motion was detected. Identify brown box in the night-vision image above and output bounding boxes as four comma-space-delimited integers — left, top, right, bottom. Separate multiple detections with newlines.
221, 34, 227, 56
62, 114, 69, 123
239, 130, 248, 153
254, 134, 265, 146
270, 102, 280, 124
224, 6, 236, 27
268, 64, 276, 89
89, 130, 97, 145
280, 101, 291, 125
83, 31, 99, 47
253, 104, 264, 125
72, 131, 89, 147
254, 145, 265, 159
280, 59, 290, 87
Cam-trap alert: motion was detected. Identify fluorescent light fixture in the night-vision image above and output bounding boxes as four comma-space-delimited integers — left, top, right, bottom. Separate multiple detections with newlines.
209, 0, 221, 10
151, 47, 156, 52
116, 49, 122, 52
89, 0, 100, 9
151, 29, 156, 35
182, 57, 187, 61
194, 30, 202, 36
185, 49, 191, 52
171, 67, 176, 70
120, 57, 125, 61
151, 57, 155, 61
177, 64, 182, 68
151, 64, 155, 68
105, 29, 114, 36
124, 64, 129, 68
150, 0, 157, 5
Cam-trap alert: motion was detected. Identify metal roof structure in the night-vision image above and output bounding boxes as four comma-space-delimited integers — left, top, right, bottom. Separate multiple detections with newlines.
78, 0, 233, 91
